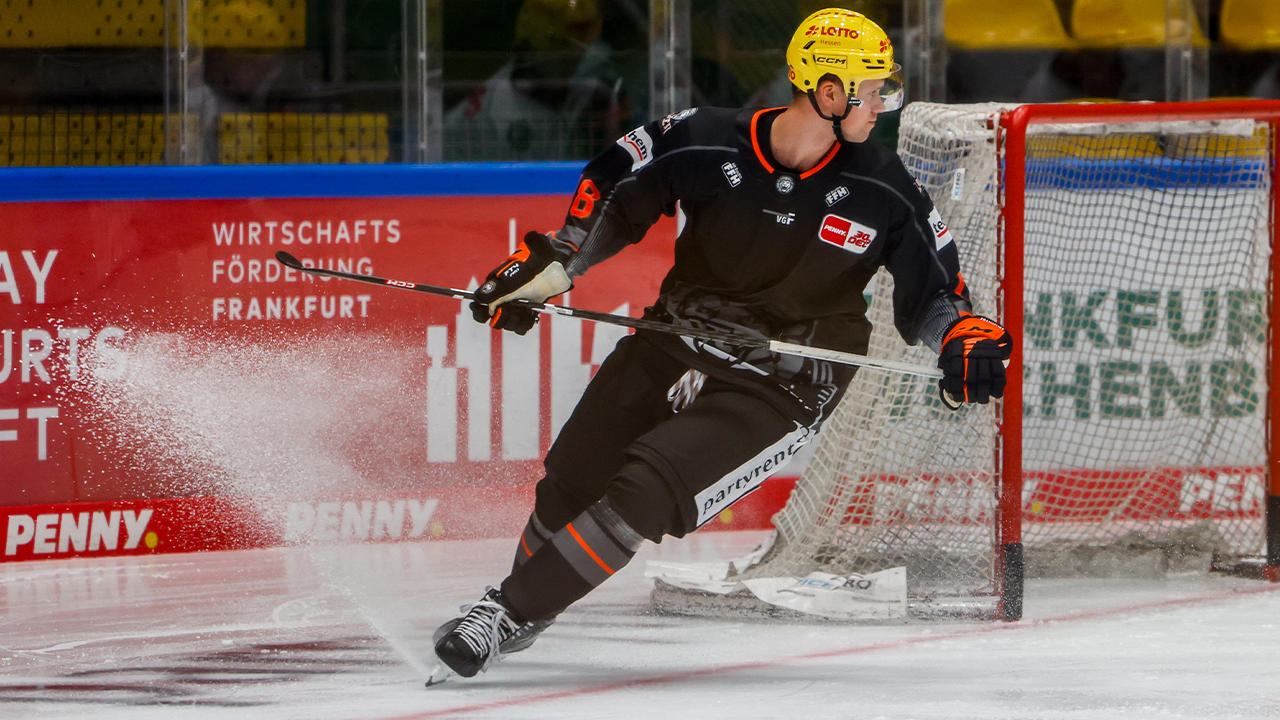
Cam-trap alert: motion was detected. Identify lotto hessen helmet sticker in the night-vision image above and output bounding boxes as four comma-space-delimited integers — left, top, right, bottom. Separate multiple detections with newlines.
818, 213, 877, 254
785, 8, 904, 111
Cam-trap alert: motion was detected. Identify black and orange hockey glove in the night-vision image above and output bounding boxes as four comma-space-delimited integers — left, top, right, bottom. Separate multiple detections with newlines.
937, 315, 1013, 408
470, 231, 572, 335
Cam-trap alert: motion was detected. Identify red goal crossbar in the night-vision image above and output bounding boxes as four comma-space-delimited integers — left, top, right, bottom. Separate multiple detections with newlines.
998, 101, 1280, 620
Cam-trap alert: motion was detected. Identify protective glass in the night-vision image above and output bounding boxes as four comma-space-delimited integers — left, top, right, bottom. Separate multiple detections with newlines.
878, 66, 905, 112
852, 65, 905, 112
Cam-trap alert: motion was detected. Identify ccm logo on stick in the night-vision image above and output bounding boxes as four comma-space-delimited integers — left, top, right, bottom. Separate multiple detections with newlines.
818, 214, 876, 254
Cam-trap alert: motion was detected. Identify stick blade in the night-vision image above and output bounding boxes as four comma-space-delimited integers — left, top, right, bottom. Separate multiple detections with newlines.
275, 250, 303, 268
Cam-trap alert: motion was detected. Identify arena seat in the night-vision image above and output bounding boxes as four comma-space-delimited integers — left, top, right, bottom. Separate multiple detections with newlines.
945, 0, 1074, 49
1071, 0, 1206, 48
1219, 0, 1280, 51
0, 0, 304, 48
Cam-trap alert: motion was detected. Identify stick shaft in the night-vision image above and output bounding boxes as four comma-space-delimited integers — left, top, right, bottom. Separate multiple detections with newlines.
274, 251, 943, 379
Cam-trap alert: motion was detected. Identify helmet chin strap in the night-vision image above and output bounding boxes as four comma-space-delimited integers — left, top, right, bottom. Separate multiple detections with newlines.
806, 87, 859, 143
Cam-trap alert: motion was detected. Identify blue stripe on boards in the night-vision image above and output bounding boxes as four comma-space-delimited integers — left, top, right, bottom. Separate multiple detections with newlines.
1026, 157, 1271, 191
0, 162, 586, 202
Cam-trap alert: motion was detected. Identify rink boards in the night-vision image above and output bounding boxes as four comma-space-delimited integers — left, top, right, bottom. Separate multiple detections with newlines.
0, 163, 794, 562
1, 160, 1272, 562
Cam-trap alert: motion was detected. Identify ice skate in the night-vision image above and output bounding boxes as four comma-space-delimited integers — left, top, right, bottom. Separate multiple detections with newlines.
433, 612, 558, 655
432, 588, 521, 678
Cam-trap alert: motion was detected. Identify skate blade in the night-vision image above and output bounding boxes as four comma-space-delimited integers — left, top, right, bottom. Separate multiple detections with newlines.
425, 661, 454, 687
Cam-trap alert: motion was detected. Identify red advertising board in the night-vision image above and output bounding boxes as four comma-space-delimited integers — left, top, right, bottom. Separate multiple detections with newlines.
0, 172, 799, 562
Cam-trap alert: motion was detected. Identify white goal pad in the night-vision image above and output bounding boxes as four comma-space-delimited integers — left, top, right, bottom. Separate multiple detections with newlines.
646, 532, 907, 621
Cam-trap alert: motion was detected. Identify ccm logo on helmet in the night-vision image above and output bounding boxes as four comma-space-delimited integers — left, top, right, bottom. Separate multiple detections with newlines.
806, 25, 861, 39
819, 214, 877, 254
813, 55, 848, 68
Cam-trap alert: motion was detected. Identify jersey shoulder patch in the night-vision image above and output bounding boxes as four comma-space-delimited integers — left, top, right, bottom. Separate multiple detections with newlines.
927, 207, 954, 249
661, 108, 699, 134
617, 126, 655, 171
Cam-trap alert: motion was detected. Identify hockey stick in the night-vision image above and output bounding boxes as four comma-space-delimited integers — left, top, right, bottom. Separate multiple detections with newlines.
274, 251, 943, 379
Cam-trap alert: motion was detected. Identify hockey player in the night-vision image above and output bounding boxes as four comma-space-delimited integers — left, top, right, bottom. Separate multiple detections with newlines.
431, 8, 1013, 679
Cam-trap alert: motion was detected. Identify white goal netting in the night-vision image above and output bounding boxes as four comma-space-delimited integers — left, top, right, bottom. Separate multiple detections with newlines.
652, 102, 1274, 620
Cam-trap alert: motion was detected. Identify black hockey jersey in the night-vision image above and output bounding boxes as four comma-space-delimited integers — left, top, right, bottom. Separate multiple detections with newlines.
549, 106, 971, 384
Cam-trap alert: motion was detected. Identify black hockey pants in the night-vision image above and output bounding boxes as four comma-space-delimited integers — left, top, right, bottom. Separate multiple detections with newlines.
500, 332, 840, 623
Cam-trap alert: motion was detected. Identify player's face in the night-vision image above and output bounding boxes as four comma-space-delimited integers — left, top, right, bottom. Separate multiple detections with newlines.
840, 79, 886, 143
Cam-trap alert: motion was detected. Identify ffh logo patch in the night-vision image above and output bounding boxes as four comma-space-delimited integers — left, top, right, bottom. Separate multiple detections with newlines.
722, 161, 742, 187
819, 214, 876, 254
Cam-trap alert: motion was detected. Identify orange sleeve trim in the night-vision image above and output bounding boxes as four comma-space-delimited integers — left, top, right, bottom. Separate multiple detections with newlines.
566, 522, 615, 575
520, 534, 533, 558
799, 141, 840, 179
954, 273, 967, 297
545, 230, 578, 252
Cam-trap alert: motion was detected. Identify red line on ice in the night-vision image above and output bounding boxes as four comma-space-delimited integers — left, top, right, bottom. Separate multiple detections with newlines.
382, 583, 1280, 720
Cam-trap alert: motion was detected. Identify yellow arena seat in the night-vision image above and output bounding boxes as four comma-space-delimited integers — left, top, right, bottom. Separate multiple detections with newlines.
0, 112, 168, 167
1072, 0, 1207, 48
945, 0, 1074, 49
1220, 0, 1280, 51
0, 0, 304, 49
218, 113, 390, 165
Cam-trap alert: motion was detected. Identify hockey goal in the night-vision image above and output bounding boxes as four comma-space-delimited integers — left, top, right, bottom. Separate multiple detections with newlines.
652, 100, 1280, 621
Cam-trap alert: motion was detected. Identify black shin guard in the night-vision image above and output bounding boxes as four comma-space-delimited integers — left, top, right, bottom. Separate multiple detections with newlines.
512, 511, 554, 572
501, 498, 645, 623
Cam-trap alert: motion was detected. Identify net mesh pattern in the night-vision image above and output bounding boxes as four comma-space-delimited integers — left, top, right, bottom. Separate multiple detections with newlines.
1018, 117, 1272, 575
657, 103, 1273, 617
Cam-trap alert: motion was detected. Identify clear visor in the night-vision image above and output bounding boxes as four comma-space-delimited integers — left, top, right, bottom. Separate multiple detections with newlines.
853, 64, 905, 112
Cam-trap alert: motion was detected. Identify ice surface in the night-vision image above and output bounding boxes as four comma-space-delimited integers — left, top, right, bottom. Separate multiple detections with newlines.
2, 530, 1279, 720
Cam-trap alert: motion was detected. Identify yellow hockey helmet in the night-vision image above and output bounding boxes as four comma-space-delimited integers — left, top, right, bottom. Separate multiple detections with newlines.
786, 8, 904, 114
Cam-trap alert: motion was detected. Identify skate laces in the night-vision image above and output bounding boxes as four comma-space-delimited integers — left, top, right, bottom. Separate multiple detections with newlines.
451, 591, 521, 670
